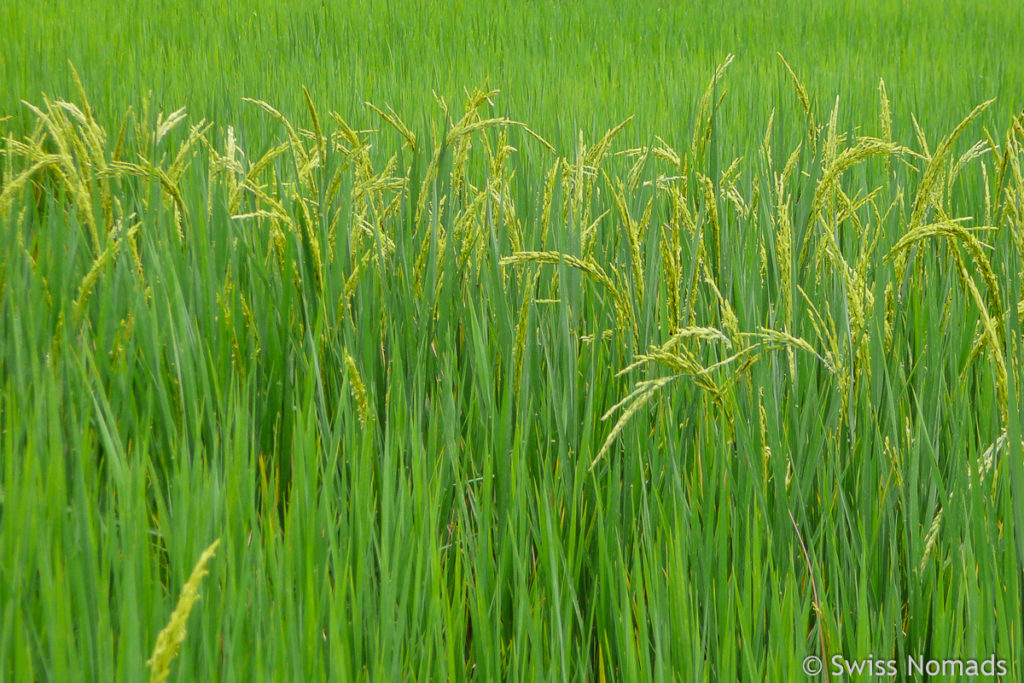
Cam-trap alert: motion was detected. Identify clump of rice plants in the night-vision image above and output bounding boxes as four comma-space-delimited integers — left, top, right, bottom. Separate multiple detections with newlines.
1, 52, 1022, 680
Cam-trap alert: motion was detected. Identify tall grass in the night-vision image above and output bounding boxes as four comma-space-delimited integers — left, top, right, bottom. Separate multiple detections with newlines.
2, 14, 1024, 682
3, 0, 1024, 156
2, 3, 1024, 679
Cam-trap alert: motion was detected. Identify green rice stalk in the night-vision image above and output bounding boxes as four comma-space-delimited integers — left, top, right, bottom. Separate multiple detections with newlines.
147, 539, 221, 683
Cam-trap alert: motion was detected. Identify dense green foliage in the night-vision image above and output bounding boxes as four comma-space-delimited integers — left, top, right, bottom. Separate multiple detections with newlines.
4, 0, 1024, 151
2, 2, 1023, 681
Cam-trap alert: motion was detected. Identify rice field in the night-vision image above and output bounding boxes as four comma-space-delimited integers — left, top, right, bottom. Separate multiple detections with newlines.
2, 1, 1024, 681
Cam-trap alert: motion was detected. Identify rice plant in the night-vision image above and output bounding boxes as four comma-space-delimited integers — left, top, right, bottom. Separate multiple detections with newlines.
2, 3, 1023, 680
